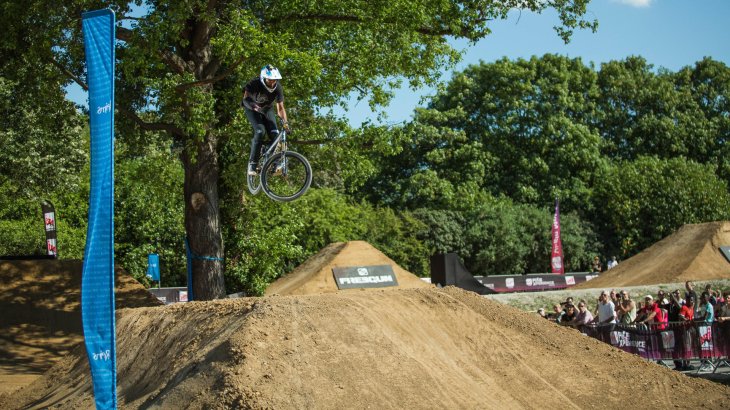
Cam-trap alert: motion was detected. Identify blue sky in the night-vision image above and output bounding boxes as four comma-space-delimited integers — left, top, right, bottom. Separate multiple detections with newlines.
341, 0, 730, 126
67, 0, 729, 126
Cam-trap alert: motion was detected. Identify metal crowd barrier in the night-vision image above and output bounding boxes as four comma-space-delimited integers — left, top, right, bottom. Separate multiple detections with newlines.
577, 321, 730, 372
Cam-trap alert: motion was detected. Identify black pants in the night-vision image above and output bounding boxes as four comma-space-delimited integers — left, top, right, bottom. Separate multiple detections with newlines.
246, 107, 278, 164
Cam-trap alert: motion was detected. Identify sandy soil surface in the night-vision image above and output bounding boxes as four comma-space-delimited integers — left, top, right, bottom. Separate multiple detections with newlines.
0, 259, 161, 396
265, 241, 431, 296
574, 221, 730, 289
3, 243, 730, 409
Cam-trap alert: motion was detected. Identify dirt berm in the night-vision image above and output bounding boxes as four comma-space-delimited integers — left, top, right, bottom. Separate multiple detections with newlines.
575, 221, 730, 289
0, 259, 161, 395
3, 286, 730, 409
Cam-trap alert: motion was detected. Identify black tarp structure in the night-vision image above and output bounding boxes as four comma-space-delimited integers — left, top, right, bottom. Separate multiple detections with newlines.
430, 253, 495, 295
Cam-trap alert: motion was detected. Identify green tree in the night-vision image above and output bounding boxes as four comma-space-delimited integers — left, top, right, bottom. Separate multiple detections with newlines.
6, 0, 596, 299
362, 55, 607, 214
223, 188, 428, 296
593, 156, 730, 256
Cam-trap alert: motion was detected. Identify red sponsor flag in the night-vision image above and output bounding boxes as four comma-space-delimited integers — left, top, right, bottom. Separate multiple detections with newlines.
551, 198, 564, 274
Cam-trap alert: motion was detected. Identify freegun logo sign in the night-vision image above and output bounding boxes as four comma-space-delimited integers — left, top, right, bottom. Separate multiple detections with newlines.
333, 265, 399, 289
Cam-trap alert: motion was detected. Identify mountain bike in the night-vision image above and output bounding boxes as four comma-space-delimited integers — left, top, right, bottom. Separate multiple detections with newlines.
246, 120, 312, 202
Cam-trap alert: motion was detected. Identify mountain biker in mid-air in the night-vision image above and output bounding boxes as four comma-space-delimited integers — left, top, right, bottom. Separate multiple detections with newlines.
242, 65, 291, 176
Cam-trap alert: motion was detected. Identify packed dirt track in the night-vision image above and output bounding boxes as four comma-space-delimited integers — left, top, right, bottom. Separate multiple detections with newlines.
0, 259, 161, 395
575, 221, 730, 289
4, 239, 730, 409
3, 286, 730, 409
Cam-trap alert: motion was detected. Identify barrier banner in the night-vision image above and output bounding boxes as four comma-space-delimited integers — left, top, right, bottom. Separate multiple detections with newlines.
81, 9, 117, 410
581, 321, 730, 361
550, 198, 564, 274
41, 201, 58, 257
475, 273, 597, 293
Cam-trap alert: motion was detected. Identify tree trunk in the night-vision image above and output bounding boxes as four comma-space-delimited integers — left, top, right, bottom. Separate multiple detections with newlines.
182, 134, 226, 300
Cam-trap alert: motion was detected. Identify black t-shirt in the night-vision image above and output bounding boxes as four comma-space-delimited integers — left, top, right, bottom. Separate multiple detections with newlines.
244, 77, 284, 109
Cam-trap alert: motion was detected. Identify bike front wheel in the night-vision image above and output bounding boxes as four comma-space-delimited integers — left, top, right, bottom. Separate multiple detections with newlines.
261, 151, 312, 202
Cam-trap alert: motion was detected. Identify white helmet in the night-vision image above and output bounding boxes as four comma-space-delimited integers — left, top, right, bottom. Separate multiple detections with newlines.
260, 65, 282, 92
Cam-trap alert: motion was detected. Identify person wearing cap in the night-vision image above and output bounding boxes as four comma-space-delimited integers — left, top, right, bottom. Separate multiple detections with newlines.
635, 295, 665, 330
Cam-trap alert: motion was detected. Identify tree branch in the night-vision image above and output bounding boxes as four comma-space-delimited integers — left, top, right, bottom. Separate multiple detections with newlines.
117, 27, 187, 75
266, 13, 492, 38
50, 56, 88, 91
175, 54, 247, 91
117, 106, 185, 135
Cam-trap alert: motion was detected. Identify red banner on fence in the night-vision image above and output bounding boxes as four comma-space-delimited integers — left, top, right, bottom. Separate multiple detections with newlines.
550, 198, 564, 274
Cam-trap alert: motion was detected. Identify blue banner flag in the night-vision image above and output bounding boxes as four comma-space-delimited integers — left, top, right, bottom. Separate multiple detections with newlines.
147, 253, 161, 282
81, 9, 117, 409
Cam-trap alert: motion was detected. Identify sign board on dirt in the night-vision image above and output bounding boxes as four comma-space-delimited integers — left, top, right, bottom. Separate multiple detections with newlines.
332, 265, 399, 289
719, 246, 730, 263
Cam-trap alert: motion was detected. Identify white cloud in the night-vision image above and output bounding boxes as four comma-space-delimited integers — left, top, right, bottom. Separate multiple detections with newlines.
612, 0, 653, 7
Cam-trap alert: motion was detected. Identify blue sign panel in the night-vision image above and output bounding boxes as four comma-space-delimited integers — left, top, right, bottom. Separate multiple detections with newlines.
147, 253, 161, 281
81, 9, 117, 410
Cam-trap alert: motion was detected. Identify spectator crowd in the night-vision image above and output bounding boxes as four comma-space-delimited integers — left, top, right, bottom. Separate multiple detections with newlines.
538, 281, 730, 370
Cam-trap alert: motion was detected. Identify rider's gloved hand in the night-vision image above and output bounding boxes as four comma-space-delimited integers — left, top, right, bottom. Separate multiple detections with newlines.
282, 121, 291, 133
250, 103, 261, 112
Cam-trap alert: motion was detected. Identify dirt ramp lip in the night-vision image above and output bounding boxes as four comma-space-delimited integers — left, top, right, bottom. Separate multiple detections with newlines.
265, 241, 431, 296
4, 288, 729, 409
575, 221, 730, 289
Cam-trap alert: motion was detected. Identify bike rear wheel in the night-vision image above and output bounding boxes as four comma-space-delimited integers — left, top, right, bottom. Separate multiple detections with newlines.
261, 151, 312, 202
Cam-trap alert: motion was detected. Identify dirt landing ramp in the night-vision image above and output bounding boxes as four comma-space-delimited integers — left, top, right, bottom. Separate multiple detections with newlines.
0, 259, 161, 395
3, 287, 728, 409
575, 221, 730, 289
265, 241, 431, 296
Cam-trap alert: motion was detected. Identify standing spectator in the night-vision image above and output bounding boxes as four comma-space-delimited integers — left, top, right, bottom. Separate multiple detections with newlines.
677, 296, 695, 371
671, 289, 685, 306
704, 284, 718, 306
609, 289, 620, 307
592, 256, 602, 273
616, 291, 637, 324
696, 292, 715, 372
717, 292, 730, 322
696, 292, 715, 323
636, 295, 665, 330
667, 293, 682, 322
594, 290, 617, 325
668, 293, 684, 371
680, 296, 695, 321
607, 256, 618, 270
562, 304, 578, 324
551, 304, 565, 324
685, 281, 698, 313
657, 290, 670, 312
566, 300, 594, 330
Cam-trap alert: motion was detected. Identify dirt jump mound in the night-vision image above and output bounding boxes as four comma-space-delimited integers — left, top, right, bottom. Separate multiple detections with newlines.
3, 287, 729, 409
0, 259, 161, 395
575, 221, 730, 289
265, 241, 431, 296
